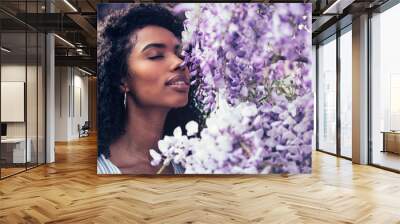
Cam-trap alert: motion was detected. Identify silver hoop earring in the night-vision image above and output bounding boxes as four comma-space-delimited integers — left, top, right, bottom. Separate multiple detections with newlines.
123, 92, 127, 109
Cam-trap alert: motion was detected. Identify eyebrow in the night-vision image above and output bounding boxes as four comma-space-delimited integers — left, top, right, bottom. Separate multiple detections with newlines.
141, 43, 182, 52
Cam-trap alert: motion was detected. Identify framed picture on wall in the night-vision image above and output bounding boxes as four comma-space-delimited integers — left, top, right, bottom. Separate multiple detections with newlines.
1, 81, 25, 122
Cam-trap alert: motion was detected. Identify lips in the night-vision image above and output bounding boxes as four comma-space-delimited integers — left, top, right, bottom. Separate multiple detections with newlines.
165, 74, 190, 92
165, 74, 190, 86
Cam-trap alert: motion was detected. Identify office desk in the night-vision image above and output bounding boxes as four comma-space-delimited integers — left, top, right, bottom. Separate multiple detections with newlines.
1, 138, 31, 163
381, 131, 400, 154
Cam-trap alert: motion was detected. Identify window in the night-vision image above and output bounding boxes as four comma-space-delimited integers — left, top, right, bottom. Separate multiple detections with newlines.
317, 37, 337, 154
339, 28, 352, 158
371, 2, 400, 171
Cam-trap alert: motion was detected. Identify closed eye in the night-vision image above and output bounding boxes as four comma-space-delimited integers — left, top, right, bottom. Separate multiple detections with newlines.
148, 55, 164, 60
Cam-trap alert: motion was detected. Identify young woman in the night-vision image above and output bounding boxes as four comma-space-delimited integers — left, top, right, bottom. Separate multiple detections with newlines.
97, 4, 202, 174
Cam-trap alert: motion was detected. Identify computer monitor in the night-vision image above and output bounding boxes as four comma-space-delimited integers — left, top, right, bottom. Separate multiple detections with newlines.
1, 123, 7, 137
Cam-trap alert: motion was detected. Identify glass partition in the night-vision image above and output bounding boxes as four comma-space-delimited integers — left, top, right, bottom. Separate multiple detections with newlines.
1, 15, 28, 178
0, 0, 46, 179
38, 31, 45, 165
26, 0, 43, 169
27, 30, 38, 169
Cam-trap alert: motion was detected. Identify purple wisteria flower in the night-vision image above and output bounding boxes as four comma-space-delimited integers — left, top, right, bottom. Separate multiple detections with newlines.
181, 3, 312, 112
150, 3, 313, 174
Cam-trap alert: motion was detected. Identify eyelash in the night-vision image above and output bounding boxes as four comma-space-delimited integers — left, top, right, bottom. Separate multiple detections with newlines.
148, 53, 184, 60
148, 55, 164, 60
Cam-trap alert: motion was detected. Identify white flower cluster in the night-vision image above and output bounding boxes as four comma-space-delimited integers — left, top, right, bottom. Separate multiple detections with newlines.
151, 99, 266, 174
150, 91, 313, 174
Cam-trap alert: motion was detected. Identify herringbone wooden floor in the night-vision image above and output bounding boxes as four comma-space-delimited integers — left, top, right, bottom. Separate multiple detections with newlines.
1, 135, 400, 224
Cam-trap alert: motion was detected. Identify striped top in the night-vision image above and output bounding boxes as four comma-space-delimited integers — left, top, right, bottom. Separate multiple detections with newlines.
97, 154, 121, 174
97, 154, 185, 174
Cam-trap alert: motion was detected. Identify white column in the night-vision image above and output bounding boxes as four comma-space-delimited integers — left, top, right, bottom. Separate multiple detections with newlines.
312, 45, 317, 151
352, 14, 369, 164
46, 0, 55, 163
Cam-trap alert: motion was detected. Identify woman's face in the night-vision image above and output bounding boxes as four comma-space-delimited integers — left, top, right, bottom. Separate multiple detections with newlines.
124, 25, 190, 109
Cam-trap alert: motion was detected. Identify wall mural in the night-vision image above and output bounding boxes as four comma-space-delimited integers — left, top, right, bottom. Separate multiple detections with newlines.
97, 3, 313, 175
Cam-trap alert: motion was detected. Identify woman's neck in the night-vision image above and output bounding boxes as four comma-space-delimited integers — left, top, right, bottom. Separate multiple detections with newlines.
110, 99, 169, 168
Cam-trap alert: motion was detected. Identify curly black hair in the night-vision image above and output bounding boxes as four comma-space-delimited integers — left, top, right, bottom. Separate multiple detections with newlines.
97, 4, 203, 158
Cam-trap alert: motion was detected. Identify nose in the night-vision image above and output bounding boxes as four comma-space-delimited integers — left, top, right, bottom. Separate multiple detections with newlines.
171, 55, 186, 72
177, 61, 186, 70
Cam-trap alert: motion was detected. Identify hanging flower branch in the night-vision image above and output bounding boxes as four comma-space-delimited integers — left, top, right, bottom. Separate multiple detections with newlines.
151, 3, 313, 174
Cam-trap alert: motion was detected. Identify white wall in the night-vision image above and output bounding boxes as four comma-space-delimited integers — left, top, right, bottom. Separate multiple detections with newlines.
1, 64, 26, 81
55, 66, 89, 141
72, 72, 89, 138
55, 66, 69, 141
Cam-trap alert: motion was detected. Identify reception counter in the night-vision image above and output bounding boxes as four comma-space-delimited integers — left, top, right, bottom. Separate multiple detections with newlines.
0, 138, 32, 164
381, 131, 400, 154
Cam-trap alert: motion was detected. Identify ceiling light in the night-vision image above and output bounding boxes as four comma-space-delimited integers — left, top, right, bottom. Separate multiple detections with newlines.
78, 67, 93, 76
1, 47, 11, 53
54, 34, 75, 48
323, 0, 341, 14
63, 0, 78, 12
322, 0, 355, 15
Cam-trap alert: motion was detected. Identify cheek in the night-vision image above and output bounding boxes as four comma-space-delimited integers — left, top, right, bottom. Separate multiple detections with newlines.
128, 62, 169, 105
130, 62, 164, 93
128, 61, 189, 107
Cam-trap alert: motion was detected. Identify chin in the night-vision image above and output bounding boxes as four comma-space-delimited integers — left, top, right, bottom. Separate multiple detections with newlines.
169, 96, 189, 108
175, 99, 189, 108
